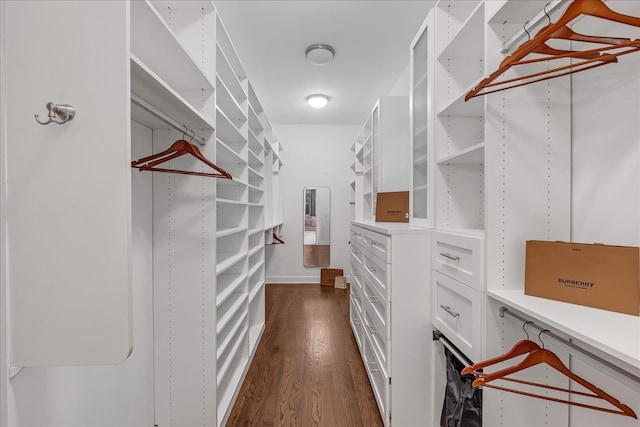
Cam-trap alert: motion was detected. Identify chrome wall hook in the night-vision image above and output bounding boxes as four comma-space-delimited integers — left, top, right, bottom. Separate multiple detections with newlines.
34, 102, 76, 125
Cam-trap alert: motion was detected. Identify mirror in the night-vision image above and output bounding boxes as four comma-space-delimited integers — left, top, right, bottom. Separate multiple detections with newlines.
303, 187, 331, 267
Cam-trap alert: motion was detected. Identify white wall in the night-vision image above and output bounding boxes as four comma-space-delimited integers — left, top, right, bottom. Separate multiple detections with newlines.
388, 63, 410, 97
265, 124, 359, 283
4, 121, 154, 427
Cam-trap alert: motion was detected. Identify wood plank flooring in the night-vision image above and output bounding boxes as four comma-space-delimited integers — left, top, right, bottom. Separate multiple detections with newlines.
226, 284, 384, 427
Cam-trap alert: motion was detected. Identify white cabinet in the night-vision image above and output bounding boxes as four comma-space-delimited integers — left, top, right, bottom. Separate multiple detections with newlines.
353, 97, 410, 221
349, 221, 431, 426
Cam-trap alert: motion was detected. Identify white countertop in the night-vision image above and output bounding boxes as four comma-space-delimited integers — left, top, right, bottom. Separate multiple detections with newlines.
351, 220, 432, 236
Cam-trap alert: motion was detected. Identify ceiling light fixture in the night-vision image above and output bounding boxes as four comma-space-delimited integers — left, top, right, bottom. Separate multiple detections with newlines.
306, 94, 329, 109
305, 44, 335, 65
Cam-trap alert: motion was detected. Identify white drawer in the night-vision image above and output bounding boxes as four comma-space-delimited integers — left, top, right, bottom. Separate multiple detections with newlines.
350, 282, 364, 316
350, 226, 364, 248
363, 331, 390, 426
433, 231, 484, 291
350, 259, 364, 294
350, 240, 364, 265
350, 296, 364, 352
363, 249, 390, 300
432, 270, 483, 362
361, 227, 390, 263
363, 294, 389, 372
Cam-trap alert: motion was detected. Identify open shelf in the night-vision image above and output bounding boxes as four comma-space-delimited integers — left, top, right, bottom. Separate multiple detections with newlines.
437, 142, 484, 165
130, 56, 214, 132
437, 78, 485, 117
438, 2, 484, 61
131, 1, 214, 96
216, 76, 246, 127
216, 107, 246, 146
487, 290, 640, 372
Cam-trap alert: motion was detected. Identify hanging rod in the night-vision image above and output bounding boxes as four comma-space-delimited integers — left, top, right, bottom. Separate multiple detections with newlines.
501, 0, 572, 53
500, 307, 640, 385
131, 93, 207, 146
433, 330, 474, 366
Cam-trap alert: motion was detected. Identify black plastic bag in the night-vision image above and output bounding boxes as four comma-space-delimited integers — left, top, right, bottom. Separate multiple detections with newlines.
440, 347, 482, 427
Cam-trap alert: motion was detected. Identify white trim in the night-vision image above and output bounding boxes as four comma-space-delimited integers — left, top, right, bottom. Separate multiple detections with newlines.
265, 276, 321, 284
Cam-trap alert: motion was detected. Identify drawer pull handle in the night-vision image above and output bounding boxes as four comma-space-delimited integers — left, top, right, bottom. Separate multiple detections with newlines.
366, 325, 378, 335
352, 272, 360, 277
440, 305, 460, 318
367, 266, 378, 272
352, 320, 360, 326
366, 239, 377, 246
351, 231, 360, 236
367, 295, 378, 304
352, 249, 361, 255
367, 361, 379, 374
440, 252, 460, 261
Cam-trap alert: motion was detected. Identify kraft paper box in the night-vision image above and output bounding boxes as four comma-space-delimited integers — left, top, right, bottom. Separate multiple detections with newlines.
524, 240, 640, 316
334, 276, 347, 289
375, 191, 409, 222
321, 268, 343, 287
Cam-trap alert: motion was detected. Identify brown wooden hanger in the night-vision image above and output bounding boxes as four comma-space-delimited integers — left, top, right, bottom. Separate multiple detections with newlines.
466, 0, 640, 100
461, 339, 541, 375
272, 233, 285, 244
472, 348, 638, 419
132, 139, 232, 179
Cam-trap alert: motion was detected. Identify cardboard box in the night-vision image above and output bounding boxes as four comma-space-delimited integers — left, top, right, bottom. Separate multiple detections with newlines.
525, 240, 640, 316
376, 191, 409, 222
321, 268, 343, 287
334, 276, 347, 289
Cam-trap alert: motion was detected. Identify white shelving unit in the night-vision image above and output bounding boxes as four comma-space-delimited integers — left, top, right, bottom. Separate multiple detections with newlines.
414, 1, 640, 426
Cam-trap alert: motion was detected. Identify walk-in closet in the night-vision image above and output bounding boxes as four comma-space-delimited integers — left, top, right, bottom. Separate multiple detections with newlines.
1, 1, 639, 427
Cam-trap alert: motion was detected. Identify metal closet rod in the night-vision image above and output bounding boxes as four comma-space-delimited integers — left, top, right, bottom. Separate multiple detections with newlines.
500, 307, 640, 384
433, 330, 474, 366
131, 93, 207, 146
501, 0, 572, 53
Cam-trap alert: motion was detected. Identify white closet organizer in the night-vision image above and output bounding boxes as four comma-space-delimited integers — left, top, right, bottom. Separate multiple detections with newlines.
349, 221, 431, 427
414, 1, 640, 426
137, 2, 280, 426
352, 97, 410, 221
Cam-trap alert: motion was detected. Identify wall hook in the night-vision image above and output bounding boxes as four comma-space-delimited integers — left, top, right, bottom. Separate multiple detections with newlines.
34, 102, 76, 125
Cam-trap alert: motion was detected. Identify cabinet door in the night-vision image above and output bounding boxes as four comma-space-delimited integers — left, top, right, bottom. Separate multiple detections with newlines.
409, 10, 434, 228
5, 1, 132, 366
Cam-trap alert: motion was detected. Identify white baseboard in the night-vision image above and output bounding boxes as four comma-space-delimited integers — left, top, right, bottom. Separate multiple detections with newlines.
265, 276, 319, 284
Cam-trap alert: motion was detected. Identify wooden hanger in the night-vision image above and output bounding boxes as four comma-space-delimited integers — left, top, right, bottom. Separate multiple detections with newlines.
132, 139, 233, 179
473, 348, 638, 419
461, 339, 541, 375
272, 233, 285, 244
466, 0, 640, 100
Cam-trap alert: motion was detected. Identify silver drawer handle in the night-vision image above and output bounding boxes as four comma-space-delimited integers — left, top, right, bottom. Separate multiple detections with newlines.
367, 361, 379, 374
352, 249, 361, 255
351, 231, 360, 237
440, 305, 460, 318
366, 324, 378, 335
366, 239, 377, 246
367, 266, 378, 272
352, 320, 360, 326
367, 295, 378, 304
352, 272, 360, 277
440, 252, 460, 261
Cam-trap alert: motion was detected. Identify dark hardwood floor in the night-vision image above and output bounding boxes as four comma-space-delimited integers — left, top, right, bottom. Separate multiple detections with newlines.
226, 284, 384, 427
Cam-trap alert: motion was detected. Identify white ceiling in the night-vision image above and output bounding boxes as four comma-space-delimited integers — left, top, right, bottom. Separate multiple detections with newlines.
214, 1, 436, 125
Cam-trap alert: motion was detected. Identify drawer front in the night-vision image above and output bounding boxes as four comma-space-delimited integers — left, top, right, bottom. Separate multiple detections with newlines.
432, 270, 483, 362
361, 228, 390, 263
350, 240, 365, 265
350, 296, 364, 351
350, 226, 364, 248
363, 296, 389, 371
350, 260, 364, 294
433, 231, 484, 291
363, 250, 390, 300
350, 283, 364, 317
363, 331, 390, 426
362, 280, 389, 342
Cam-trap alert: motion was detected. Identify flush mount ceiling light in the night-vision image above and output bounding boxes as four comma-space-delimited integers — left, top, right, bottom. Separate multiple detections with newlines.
305, 44, 335, 65
306, 94, 329, 109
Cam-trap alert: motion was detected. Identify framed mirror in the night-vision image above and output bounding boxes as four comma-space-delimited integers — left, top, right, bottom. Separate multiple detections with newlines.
303, 187, 330, 267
